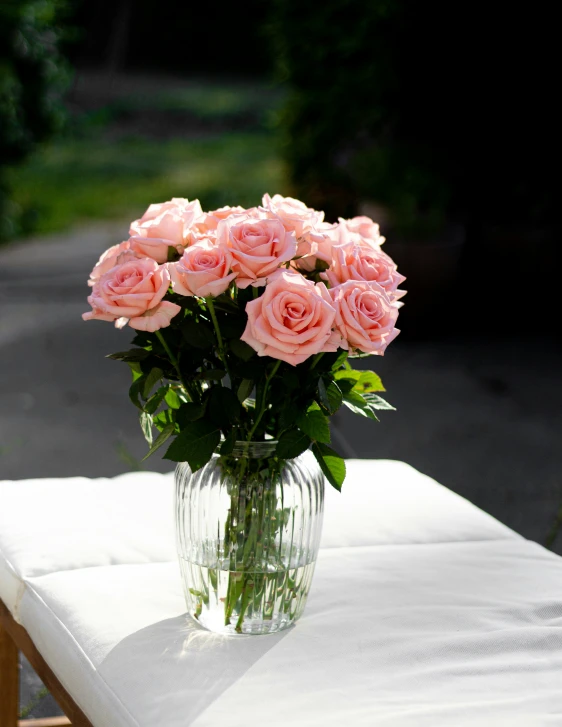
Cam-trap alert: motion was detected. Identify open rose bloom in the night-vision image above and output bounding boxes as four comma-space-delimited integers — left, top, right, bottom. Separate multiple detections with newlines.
83, 193, 405, 481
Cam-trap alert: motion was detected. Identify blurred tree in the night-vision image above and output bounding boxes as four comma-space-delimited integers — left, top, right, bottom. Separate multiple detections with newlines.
67, 0, 272, 77
271, 0, 558, 231
0, 0, 70, 240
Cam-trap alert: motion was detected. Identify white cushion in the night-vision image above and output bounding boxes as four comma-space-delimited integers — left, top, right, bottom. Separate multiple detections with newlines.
3, 460, 558, 726
19, 539, 562, 727
0, 471, 176, 619
0, 460, 517, 619
319, 458, 518, 548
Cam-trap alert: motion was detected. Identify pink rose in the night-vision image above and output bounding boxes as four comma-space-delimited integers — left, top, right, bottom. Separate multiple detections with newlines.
338, 215, 385, 246
330, 280, 399, 355
119, 301, 181, 332
83, 258, 180, 331
262, 193, 332, 272
169, 239, 237, 298
241, 270, 338, 366
261, 194, 323, 238
324, 241, 406, 299
129, 198, 204, 263
195, 205, 246, 234
183, 228, 217, 247
217, 213, 297, 288
294, 219, 368, 273
292, 222, 339, 273
88, 241, 140, 286
132, 197, 203, 231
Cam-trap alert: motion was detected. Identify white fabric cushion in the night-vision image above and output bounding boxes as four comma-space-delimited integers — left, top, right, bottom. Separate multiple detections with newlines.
319, 458, 518, 548
0, 471, 176, 618
19, 539, 562, 727
0, 460, 518, 619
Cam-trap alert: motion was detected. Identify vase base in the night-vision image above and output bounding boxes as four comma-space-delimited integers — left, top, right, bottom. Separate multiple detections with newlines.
180, 558, 316, 636
191, 611, 295, 636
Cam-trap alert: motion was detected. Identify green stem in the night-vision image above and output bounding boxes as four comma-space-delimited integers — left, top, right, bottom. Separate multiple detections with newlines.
309, 352, 324, 370
206, 297, 231, 382
155, 330, 183, 384
247, 360, 281, 440
155, 330, 198, 402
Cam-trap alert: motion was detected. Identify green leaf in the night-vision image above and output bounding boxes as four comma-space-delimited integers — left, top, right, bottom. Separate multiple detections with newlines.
127, 361, 143, 381
277, 405, 295, 435
318, 378, 343, 414
282, 369, 300, 391
237, 378, 254, 403
141, 423, 175, 461
296, 402, 331, 444
218, 314, 245, 338
219, 428, 237, 455
143, 367, 163, 399
165, 388, 182, 409
330, 350, 349, 371
107, 349, 150, 362
139, 411, 153, 445
229, 357, 266, 381
176, 388, 190, 405
364, 393, 396, 411
334, 369, 362, 395
335, 378, 355, 394
129, 376, 146, 410
334, 369, 361, 383
153, 408, 174, 431
342, 391, 379, 421
352, 371, 386, 394
229, 339, 256, 361
181, 319, 216, 349
176, 403, 206, 428
139, 354, 165, 376
276, 428, 311, 459
131, 332, 154, 348
163, 420, 221, 470
196, 369, 226, 381
312, 442, 346, 491
208, 387, 241, 428
145, 385, 169, 415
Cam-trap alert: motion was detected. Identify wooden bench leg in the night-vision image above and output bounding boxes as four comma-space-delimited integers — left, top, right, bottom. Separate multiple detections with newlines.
19, 719, 71, 726
0, 617, 19, 727
0, 601, 85, 727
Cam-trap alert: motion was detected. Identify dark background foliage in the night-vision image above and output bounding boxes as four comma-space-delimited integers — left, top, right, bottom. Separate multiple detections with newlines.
271, 0, 559, 334
66, 0, 273, 76
272, 0, 558, 227
0, 0, 71, 237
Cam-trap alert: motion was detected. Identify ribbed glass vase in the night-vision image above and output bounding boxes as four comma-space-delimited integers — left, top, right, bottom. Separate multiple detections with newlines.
175, 442, 325, 635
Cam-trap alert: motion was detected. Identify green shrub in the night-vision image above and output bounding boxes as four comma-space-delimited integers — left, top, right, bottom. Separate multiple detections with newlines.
0, 0, 70, 240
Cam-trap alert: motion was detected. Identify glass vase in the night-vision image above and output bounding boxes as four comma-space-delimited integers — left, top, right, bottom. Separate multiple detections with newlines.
174, 441, 325, 635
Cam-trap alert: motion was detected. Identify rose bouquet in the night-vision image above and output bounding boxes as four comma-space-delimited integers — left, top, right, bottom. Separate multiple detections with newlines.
83, 194, 405, 634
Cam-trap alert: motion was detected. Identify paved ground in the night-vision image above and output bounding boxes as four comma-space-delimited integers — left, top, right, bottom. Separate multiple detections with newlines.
1, 223, 561, 716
